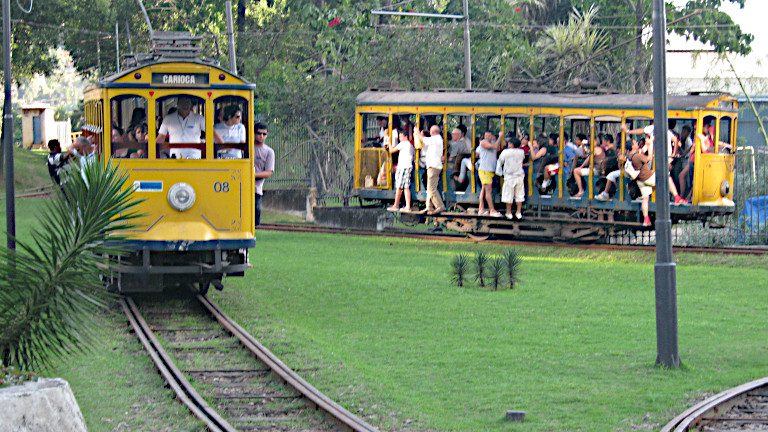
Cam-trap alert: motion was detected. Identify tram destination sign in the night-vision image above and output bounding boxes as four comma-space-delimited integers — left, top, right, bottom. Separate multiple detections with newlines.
152, 73, 210, 86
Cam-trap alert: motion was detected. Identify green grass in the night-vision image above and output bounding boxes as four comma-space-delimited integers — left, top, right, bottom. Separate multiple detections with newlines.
6, 194, 768, 431
0, 147, 50, 192
208, 231, 768, 432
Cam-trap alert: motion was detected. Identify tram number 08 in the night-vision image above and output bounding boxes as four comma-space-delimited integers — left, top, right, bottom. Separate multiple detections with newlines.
214, 182, 230, 193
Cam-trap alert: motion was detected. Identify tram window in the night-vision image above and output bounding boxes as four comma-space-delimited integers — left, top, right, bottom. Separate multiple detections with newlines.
110, 95, 148, 158
719, 117, 733, 153
213, 96, 248, 159
155, 95, 211, 159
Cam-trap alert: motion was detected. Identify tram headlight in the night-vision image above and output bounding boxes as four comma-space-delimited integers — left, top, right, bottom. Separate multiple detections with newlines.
168, 182, 196, 212
720, 180, 730, 197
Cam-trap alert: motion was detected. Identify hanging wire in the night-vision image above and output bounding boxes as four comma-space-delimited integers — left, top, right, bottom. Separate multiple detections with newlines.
15, 0, 32, 14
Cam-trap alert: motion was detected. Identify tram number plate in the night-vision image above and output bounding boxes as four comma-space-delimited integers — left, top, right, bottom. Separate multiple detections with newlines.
214, 182, 230, 193
151, 73, 210, 86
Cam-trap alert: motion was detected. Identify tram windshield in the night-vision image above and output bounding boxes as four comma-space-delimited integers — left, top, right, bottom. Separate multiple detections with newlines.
110, 94, 148, 158
155, 95, 213, 159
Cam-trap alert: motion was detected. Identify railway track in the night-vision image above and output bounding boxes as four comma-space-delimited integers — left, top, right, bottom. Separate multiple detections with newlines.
258, 223, 768, 256
661, 377, 768, 431
121, 292, 380, 432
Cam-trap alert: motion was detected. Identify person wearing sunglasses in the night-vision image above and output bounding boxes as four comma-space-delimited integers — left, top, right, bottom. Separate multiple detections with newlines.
214, 105, 246, 143
253, 122, 274, 226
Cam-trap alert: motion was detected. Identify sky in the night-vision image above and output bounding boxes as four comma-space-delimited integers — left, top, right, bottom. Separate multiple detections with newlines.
667, 0, 768, 82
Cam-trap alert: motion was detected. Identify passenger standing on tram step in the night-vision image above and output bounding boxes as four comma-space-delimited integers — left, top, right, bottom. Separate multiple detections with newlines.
625, 142, 688, 227
253, 122, 274, 227
476, 132, 502, 217
387, 130, 414, 212
415, 125, 445, 215
496, 137, 526, 220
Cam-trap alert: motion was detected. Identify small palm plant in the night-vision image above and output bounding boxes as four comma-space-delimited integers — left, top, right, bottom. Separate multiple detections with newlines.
474, 250, 488, 288
0, 159, 140, 370
488, 256, 506, 291
503, 248, 523, 290
450, 253, 470, 287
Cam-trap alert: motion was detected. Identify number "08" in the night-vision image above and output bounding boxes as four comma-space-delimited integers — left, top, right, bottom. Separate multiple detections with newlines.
213, 182, 230, 193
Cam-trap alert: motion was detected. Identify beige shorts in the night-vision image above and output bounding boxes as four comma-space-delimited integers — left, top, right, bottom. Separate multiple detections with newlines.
502, 176, 525, 203
636, 173, 656, 197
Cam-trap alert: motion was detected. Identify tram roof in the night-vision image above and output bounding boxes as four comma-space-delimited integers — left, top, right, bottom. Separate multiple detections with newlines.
90, 59, 256, 91
356, 90, 736, 112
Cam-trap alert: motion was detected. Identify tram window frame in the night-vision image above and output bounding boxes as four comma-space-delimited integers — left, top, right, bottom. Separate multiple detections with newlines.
213, 96, 249, 159
719, 117, 733, 153
110, 94, 149, 159
155, 95, 210, 159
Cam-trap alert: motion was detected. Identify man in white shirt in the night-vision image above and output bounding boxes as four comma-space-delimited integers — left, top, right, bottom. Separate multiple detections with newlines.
415, 125, 445, 214
157, 97, 223, 144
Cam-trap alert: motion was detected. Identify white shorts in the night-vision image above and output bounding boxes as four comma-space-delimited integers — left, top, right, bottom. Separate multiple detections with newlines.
502, 175, 525, 203
636, 173, 656, 197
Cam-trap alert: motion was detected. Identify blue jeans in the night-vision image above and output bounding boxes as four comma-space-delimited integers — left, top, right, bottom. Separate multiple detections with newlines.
255, 193, 262, 226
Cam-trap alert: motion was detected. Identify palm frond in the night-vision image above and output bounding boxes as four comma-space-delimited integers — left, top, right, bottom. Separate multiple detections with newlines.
450, 253, 470, 287
503, 248, 523, 289
474, 250, 488, 288
0, 159, 141, 371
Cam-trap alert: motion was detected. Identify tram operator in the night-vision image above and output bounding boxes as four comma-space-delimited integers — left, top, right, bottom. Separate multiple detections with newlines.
156, 97, 224, 144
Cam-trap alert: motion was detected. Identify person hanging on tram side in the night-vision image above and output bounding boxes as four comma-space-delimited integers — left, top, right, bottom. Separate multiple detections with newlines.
387, 130, 415, 212
476, 133, 502, 217
624, 141, 688, 227
415, 124, 446, 215
496, 137, 527, 220
46, 139, 73, 197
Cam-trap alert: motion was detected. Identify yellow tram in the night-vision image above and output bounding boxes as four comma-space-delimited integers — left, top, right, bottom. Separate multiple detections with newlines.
354, 90, 737, 240
82, 34, 256, 292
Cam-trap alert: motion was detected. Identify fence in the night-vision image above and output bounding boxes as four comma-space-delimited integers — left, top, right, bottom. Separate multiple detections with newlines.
264, 117, 355, 206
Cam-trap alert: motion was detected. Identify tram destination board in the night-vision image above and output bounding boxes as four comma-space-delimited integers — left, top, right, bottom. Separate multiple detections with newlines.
151, 73, 209, 86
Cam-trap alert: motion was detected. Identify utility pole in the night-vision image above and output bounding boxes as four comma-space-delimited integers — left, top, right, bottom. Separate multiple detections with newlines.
462, 0, 471, 89
225, 0, 237, 74
651, 0, 679, 368
3, 0, 15, 251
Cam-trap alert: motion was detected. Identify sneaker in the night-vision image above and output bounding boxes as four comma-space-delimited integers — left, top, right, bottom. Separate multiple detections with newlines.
489, 211, 503, 217
505, 213, 514, 220
642, 216, 652, 227
515, 213, 523, 220
674, 196, 688, 205
541, 179, 550, 188
594, 192, 610, 201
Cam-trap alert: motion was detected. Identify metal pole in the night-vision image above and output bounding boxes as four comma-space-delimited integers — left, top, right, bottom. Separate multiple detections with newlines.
225, 0, 237, 75
3, 0, 15, 251
125, 21, 133, 54
136, 0, 154, 39
115, 22, 120, 73
651, 0, 679, 368
462, 0, 471, 89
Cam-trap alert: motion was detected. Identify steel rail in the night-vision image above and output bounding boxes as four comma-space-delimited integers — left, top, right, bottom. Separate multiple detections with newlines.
120, 297, 237, 432
259, 223, 768, 256
196, 294, 381, 432
660, 376, 768, 432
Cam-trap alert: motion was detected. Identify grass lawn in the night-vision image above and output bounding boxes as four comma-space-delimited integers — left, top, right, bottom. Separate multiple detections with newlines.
209, 230, 768, 432
4, 194, 768, 431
